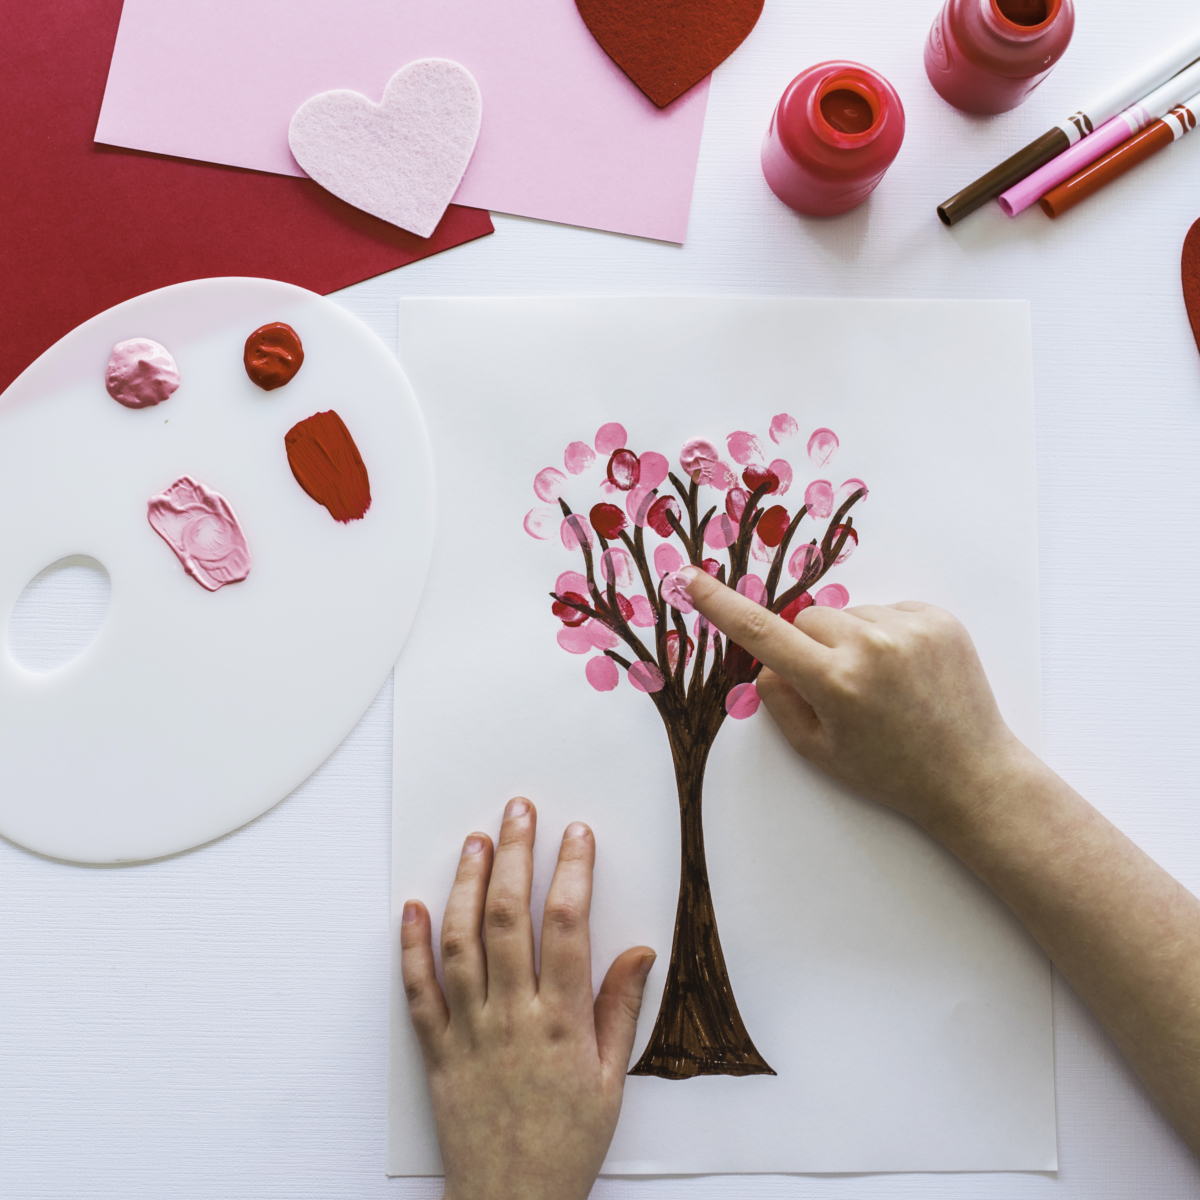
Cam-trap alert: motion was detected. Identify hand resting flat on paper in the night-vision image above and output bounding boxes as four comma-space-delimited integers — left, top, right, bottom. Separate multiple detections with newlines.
400, 799, 655, 1200
680, 565, 1200, 1158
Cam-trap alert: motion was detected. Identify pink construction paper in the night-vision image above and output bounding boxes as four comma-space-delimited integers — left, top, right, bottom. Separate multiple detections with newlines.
95, 0, 711, 243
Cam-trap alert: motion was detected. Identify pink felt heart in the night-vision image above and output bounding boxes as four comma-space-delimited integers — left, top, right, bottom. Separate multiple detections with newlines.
289, 59, 482, 239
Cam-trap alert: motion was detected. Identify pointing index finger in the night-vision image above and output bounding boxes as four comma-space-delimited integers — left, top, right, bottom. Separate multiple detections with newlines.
678, 566, 831, 689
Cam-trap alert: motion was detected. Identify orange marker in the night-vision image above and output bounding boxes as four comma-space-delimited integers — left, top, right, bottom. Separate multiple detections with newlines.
1040, 92, 1200, 217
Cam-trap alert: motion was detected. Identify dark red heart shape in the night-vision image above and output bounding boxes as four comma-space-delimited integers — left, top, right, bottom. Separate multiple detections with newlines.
1183, 218, 1200, 357
576, 0, 764, 109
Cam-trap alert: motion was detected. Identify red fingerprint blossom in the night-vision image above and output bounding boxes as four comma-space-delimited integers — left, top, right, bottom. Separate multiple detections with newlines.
284, 410, 371, 523
590, 503, 627, 539
756, 505, 790, 547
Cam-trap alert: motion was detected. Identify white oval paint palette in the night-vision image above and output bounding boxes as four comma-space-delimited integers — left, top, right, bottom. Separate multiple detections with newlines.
0, 278, 433, 863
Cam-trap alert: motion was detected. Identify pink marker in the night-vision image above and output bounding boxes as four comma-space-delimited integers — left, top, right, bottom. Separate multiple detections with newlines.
999, 57, 1200, 215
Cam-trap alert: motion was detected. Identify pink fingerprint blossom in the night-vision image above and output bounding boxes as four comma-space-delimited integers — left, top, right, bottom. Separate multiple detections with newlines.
601, 548, 635, 586
750, 533, 777, 564
831, 525, 858, 564
804, 480, 834, 518
595, 423, 627, 455
629, 595, 656, 627
708, 462, 737, 491
768, 459, 793, 495
726, 431, 764, 466
524, 508, 557, 539
629, 661, 666, 693
815, 583, 850, 609
736, 574, 766, 605
654, 543, 683, 577
564, 441, 596, 475
725, 682, 761, 720
788, 543, 823, 581
556, 570, 589, 596
561, 514, 593, 551
662, 571, 695, 613
626, 486, 655, 527
607, 449, 641, 491
807, 428, 839, 465
837, 478, 869, 507
639, 452, 670, 489
704, 514, 737, 549
586, 655, 620, 691
585, 620, 620, 650
680, 437, 720, 484
534, 467, 567, 502
557, 627, 593, 654
665, 631, 694, 672
770, 414, 799, 444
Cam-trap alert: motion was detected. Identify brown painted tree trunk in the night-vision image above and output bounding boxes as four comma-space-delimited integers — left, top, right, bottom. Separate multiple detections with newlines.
629, 722, 776, 1079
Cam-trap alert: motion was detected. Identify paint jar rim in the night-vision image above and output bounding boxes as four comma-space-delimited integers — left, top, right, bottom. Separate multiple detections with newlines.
983, 0, 1062, 39
807, 69, 887, 150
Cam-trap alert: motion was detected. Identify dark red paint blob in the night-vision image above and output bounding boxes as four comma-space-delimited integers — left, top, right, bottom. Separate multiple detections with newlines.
780, 592, 814, 625
742, 465, 780, 494
553, 592, 589, 626
607, 449, 641, 491
756, 505, 790, 547
723, 640, 758, 683
819, 88, 875, 135
590, 502, 627, 540
284, 410, 372, 523
647, 495, 681, 537
244, 322, 305, 390
1183, 218, 1200, 358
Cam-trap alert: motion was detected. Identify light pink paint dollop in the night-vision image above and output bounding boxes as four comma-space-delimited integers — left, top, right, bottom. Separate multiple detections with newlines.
807, 428, 839, 465
804, 479, 834, 518
661, 571, 695, 613
147, 476, 250, 591
595, 423, 627, 455
525, 508, 557, 539
586, 655, 620, 691
770, 414, 799, 444
629, 661, 666, 693
725, 682, 761, 719
679, 438, 720, 484
106, 338, 180, 409
534, 467, 567, 502
815, 583, 850, 609
564, 441, 596, 474
726, 431, 764, 466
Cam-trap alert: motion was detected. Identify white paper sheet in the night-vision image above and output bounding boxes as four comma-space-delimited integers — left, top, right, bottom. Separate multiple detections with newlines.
388, 298, 1056, 1175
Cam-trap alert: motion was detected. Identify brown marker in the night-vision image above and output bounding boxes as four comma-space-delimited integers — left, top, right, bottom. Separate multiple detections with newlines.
1040, 95, 1200, 218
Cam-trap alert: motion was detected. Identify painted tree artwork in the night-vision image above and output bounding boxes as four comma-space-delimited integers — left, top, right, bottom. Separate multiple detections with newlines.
523, 416, 867, 1081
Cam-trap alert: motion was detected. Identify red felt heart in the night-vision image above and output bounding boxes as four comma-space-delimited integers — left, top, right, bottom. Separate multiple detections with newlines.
1183, 218, 1200, 356
576, 0, 764, 109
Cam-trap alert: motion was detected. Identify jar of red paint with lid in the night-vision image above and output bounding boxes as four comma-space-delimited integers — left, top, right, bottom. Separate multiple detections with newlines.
925, 0, 1075, 115
761, 62, 905, 218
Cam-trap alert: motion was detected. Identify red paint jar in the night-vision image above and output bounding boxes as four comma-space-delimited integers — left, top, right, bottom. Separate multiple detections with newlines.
761, 62, 905, 218
925, 0, 1075, 116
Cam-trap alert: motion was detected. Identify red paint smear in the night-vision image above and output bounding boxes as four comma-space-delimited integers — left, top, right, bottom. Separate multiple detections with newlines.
1184, 218, 1200, 358
0, 0, 493, 398
284, 410, 372, 523
553, 592, 589, 627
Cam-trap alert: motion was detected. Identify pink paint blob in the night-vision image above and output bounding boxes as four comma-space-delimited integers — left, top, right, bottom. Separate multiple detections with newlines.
768, 459, 793, 495
106, 338, 180, 409
556, 570, 589, 595
564, 441, 596, 474
837, 478, 869, 506
584, 619, 621, 650
561, 514, 594, 551
147, 476, 250, 591
770, 413, 799, 444
534, 466, 567, 502
725, 487, 748, 523
815, 583, 850, 609
804, 479, 834, 518
629, 594, 656, 627
788, 542, 823, 580
725, 682, 761, 720
524, 507, 557, 539
726, 430, 764, 466
704, 514, 737, 549
607, 448, 641, 491
601, 547, 635, 586
626, 485, 655, 527
807, 428, 839, 465
557, 626, 593, 654
595, 422, 627, 455
654, 543, 683, 577
586, 655, 620, 691
680, 437, 720, 484
639, 451, 670, 489
661, 571, 695, 613
736, 573, 766, 605
629, 661, 666, 693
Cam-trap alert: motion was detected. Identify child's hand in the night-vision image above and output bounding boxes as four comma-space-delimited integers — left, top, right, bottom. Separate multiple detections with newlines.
680, 567, 1026, 833
401, 799, 656, 1200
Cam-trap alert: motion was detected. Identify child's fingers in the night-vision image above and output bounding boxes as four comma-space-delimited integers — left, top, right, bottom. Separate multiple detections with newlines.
594, 947, 656, 1079
439, 832, 493, 1018
757, 669, 824, 760
483, 798, 538, 1002
539, 823, 596, 1013
400, 900, 449, 1055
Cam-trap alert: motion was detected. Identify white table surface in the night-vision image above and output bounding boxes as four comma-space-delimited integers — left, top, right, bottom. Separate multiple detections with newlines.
5, 0, 1200, 1194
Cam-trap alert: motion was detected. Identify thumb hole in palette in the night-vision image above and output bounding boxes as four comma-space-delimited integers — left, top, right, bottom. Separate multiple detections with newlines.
7, 556, 111, 673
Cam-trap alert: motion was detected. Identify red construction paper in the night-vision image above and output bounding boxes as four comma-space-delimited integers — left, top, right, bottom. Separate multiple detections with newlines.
0, 0, 494, 397
575, 0, 763, 109
1183, 218, 1200, 358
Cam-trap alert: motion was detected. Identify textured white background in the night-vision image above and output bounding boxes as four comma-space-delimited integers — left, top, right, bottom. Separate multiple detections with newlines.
4, 0, 1200, 1194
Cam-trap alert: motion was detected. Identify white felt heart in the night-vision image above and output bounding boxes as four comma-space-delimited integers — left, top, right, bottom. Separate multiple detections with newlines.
288, 59, 482, 239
